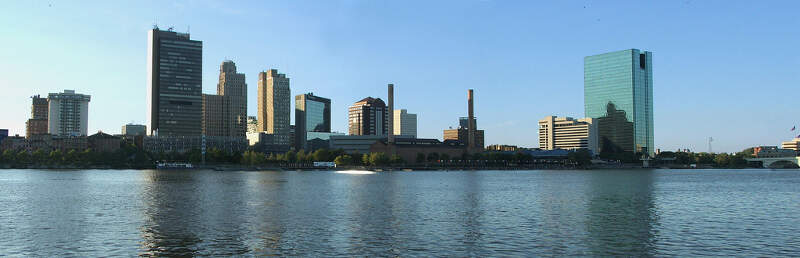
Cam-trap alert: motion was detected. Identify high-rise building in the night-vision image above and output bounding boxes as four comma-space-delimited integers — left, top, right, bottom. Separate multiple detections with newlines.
47, 90, 91, 136
202, 61, 247, 137
121, 124, 147, 136
295, 93, 331, 150
394, 109, 417, 138
584, 49, 653, 156
348, 97, 388, 136
202, 94, 225, 136
538, 116, 598, 154
246, 116, 258, 133
147, 27, 202, 136
257, 69, 291, 145
26, 95, 49, 138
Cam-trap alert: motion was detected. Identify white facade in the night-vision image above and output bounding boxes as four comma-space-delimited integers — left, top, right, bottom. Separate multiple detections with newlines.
393, 109, 417, 138
538, 116, 598, 154
47, 90, 90, 136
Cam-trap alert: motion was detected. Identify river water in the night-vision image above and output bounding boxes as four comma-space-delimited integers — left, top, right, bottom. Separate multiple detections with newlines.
0, 169, 797, 256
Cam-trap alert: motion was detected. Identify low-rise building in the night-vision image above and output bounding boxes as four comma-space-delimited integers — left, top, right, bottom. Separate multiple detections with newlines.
88, 132, 121, 153
443, 128, 484, 149
0, 129, 7, 145
144, 135, 247, 154
753, 146, 796, 158
330, 135, 413, 154
369, 138, 468, 164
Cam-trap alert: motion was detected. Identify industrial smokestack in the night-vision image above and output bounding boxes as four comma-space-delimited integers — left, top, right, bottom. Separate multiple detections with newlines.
468, 89, 475, 149
388, 83, 395, 144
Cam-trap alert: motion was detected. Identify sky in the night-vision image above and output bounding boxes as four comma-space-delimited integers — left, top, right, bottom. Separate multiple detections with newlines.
0, 0, 797, 153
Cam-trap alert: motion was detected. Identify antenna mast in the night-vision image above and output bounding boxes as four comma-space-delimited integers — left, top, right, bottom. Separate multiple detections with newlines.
708, 137, 713, 153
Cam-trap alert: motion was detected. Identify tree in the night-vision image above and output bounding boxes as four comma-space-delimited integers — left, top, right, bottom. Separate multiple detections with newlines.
31, 149, 47, 165
390, 154, 404, 165
334, 154, 353, 166
285, 150, 297, 163
369, 152, 390, 166
313, 149, 332, 162
568, 149, 593, 167
362, 153, 370, 166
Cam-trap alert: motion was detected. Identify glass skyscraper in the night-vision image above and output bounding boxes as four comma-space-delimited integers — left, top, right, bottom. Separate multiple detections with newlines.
584, 49, 653, 156
295, 93, 331, 150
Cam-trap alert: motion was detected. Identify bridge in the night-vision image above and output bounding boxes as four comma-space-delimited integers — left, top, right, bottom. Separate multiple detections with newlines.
746, 157, 800, 168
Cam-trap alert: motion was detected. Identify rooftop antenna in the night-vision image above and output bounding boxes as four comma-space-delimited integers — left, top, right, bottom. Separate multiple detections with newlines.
168, 26, 174, 32
187, 25, 190, 34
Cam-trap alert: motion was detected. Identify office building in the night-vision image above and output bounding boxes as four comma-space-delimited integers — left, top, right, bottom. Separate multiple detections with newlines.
752, 146, 796, 158
26, 95, 49, 138
202, 94, 225, 136
394, 109, 417, 138
216, 60, 247, 137
257, 69, 291, 145
47, 90, 91, 136
295, 93, 331, 150
246, 116, 258, 133
486, 144, 519, 152
348, 97, 388, 136
538, 116, 598, 154
781, 138, 800, 151
121, 124, 147, 136
147, 27, 203, 136
584, 49, 654, 156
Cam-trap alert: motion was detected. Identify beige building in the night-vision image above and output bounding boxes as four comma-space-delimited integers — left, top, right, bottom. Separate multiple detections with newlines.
538, 116, 598, 154
202, 61, 247, 137
443, 128, 484, 149
393, 109, 417, 138
781, 138, 800, 151
246, 116, 258, 133
257, 69, 291, 145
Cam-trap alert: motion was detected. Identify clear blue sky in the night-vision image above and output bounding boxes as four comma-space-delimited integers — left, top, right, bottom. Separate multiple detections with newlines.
1, 0, 797, 153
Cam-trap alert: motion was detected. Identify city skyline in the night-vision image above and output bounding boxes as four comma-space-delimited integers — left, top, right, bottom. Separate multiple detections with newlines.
1, 1, 798, 152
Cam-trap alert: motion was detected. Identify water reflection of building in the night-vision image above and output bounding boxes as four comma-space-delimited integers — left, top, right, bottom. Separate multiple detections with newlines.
585, 171, 657, 256
584, 49, 654, 156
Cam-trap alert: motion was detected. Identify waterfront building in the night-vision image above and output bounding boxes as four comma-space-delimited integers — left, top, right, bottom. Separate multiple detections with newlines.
459, 117, 476, 130
26, 95, 49, 138
246, 116, 258, 133
781, 138, 800, 151
752, 146, 796, 158
584, 49, 654, 156
348, 97, 388, 136
538, 116, 598, 154
330, 135, 412, 154
442, 89, 483, 150
370, 138, 468, 164
295, 93, 331, 150
393, 109, 417, 138
246, 132, 291, 154
47, 90, 91, 136
147, 27, 203, 136
143, 135, 247, 154
257, 69, 291, 146
121, 124, 147, 136
486, 144, 519, 152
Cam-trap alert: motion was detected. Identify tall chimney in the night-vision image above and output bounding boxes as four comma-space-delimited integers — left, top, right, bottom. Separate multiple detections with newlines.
468, 89, 475, 149
388, 83, 394, 144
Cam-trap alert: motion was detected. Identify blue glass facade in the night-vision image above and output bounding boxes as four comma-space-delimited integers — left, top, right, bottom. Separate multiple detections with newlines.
584, 49, 653, 156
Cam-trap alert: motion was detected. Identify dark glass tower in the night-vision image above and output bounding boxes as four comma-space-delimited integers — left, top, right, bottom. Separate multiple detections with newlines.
584, 49, 654, 156
147, 27, 203, 136
294, 93, 331, 150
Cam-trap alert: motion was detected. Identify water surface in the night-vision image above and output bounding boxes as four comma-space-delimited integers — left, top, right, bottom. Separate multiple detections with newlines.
0, 169, 797, 256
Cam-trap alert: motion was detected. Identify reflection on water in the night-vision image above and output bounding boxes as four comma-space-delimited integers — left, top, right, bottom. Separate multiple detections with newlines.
0, 169, 798, 256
